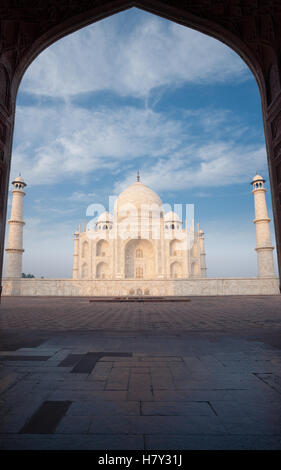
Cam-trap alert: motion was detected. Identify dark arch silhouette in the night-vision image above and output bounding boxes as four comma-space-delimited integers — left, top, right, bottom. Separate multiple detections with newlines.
0, 1, 280, 295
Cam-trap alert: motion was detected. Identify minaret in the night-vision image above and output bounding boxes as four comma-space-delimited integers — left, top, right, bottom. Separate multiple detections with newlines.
72, 231, 79, 279
251, 174, 275, 277
5, 175, 26, 278
199, 229, 207, 277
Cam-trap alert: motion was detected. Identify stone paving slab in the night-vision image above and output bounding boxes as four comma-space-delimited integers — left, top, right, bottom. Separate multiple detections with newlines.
145, 434, 281, 450
0, 434, 145, 450
1, 295, 281, 333
141, 401, 215, 417
0, 296, 281, 449
86, 414, 226, 435
66, 400, 141, 416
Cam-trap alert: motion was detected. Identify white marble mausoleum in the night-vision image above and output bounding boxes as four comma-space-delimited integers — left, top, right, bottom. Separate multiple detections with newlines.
2, 173, 279, 296
72, 175, 206, 283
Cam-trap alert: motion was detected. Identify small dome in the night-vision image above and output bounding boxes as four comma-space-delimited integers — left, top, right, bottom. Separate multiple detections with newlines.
12, 175, 26, 186
164, 211, 181, 222
97, 211, 113, 223
252, 174, 265, 183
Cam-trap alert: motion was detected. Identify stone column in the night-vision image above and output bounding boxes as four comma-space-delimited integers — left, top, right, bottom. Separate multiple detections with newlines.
158, 212, 165, 278
251, 175, 275, 277
72, 231, 79, 279
199, 229, 207, 277
5, 176, 26, 278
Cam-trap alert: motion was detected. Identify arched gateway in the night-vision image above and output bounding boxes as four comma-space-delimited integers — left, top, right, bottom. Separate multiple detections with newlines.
0, 2, 281, 295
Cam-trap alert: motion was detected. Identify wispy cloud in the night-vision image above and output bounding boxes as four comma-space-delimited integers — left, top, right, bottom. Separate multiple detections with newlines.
67, 191, 97, 202
12, 101, 266, 194
20, 9, 249, 100
11, 104, 181, 184
114, 143, 267, 193
7, 8, 272, 280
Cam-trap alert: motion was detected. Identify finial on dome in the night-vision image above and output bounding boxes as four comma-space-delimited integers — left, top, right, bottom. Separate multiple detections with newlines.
137, 170, 140, 182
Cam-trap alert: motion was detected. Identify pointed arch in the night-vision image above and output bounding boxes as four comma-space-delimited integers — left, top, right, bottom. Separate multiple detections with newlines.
136, 266, 143, 278
170, 261, 182, 278
136, 248, 143, 258
96, 239, 109, 257
125, 239, 154, 279
170, 239, 182, 256
96, 261, 109, 279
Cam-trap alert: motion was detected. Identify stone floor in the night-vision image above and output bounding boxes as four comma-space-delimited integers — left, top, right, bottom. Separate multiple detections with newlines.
0, 295, 281, 450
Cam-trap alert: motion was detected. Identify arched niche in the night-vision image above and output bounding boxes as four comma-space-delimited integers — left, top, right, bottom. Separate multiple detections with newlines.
96, 261, 109, 279
170, 261, 183, 278
125, 239, 154, 279
96, 239, 109, 257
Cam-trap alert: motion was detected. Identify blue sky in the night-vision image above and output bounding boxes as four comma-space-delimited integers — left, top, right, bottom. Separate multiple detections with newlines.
4, 7, 278, 278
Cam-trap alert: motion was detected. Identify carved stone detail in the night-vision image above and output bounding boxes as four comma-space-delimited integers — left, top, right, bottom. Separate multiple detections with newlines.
267, 61, 280, 105
0, 121, 6, 145
271, 111, 281, 140
274, 140, 281, 160
260, 15, 275, 44
0, 0, 279, 78
241, 15, 258, 42
276, 161, 281, 185
0, 63, 10, 111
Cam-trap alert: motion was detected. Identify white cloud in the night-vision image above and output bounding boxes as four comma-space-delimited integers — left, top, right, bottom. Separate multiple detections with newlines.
67, 191, 97, 202
5, 9, 272, 280
11, 104, 180, 185
11, 102, 267, 195
114, 143, 267, 193
20, 9, 249, 99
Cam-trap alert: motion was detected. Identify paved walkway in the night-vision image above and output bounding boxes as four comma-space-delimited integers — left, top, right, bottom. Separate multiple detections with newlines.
0, 296, 281, 449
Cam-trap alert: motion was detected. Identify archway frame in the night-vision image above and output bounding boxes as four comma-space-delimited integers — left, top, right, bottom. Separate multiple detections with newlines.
96, 239, 109, 257
124, 238, 154, 279
170, 260, 183, 279
96, 261, 110, 279
0, 1, 280, 294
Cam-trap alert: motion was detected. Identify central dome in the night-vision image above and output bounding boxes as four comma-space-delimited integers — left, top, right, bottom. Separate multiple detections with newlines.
115, 181, 163, 216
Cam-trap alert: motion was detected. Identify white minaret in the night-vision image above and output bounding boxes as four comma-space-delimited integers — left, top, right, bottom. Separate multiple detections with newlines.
199, 229, 207, 277
251, 174, 275, 277
72, 231, 79, 279
5, 175, 27, 278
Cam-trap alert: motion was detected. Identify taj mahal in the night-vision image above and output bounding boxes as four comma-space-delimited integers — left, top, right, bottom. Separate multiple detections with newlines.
73, 173, 206, 283
2, 173, 279, 296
